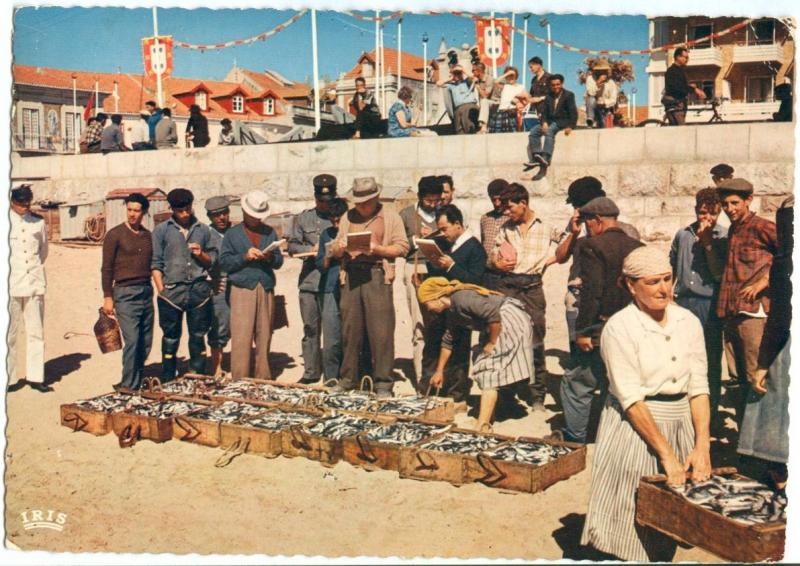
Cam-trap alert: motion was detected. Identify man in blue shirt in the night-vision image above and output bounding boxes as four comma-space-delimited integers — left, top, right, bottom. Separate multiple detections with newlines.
151, 188, 218, 381
669, 187, 728, 426
145, 100, 163, 145
438, 65, 479, 134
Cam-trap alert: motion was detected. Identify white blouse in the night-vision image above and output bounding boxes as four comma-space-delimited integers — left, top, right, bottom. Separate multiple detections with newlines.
600, 303, 709, 411
498, 83, 526, 110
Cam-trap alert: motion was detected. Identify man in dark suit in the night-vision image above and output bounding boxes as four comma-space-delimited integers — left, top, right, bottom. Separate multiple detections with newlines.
525, 74, 578, 169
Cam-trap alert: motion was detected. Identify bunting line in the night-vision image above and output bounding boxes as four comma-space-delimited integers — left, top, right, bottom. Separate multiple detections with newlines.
173, 10, 308, 50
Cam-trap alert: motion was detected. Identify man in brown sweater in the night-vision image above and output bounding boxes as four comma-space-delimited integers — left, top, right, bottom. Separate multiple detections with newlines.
101, 193, 154, 390
329, 177, 409, 397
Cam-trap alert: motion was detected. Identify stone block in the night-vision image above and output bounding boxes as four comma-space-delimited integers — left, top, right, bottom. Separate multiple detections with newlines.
618, 164, 670, 197
353, 139, 383, 170
379, 137, 418, 170
555, 128, 599, 166
309, 140, 354, 171
105, 151, 138, 178
277, 142, 310, 172
696, 123, 749, 162
58, 154, 86, 179
598, 128, 644, 163
81, 154, 110, 179
231, 145, 278, 174
12, 153, 55, 180
133, 149, 181, 177
748, 122, 794, 162
547, 165, 620, 198
639, 216, 683, 242
736, 162, 794, 196
486, 132, 527, 166
669, 163, 715, 196
644, 125, 696, 162
644, 196, 696, 217
614, 197, 645, 218
381, 169, 417, 192
417, 134, 488, 169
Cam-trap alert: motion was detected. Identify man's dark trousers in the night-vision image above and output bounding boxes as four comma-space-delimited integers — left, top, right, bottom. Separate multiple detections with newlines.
113, 283, 154, 389
560, 347, 608, 443
157, 280, 213, 381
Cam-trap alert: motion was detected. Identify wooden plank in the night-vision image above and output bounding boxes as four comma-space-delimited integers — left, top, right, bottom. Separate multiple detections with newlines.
172, 414, 222, 447
59, 403, 111, 436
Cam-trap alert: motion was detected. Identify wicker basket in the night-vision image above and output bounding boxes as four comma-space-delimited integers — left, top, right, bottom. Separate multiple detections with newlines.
94, 308, 122, 353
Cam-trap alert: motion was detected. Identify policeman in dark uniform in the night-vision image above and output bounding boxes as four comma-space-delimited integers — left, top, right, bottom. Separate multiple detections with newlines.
288, 174, 337, 384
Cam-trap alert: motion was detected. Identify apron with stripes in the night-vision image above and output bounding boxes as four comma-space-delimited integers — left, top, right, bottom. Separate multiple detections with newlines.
470, 298, 534, 390
581, 396, 695, 562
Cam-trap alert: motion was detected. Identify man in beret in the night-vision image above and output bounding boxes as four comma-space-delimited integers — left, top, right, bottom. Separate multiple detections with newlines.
8, 185, 51, 392
151, 188, 218, 381
555, 195, 642, 443
205, 196, 232, 378
716, 178, 778, 425
288, 174, 337, 385
710, 163, 734, 187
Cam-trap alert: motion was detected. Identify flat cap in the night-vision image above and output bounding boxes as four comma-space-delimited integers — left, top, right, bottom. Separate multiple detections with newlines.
579, 196, 620, 218
11, 185, 33, 202
167, 188, 194, 208
717, 177, 754, 196
205, 196, 230, 214
710, 163, 734, 178
313, 174, 337, 201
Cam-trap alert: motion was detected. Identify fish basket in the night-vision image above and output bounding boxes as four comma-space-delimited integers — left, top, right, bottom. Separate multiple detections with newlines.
172, 399, 274, 447
93, 308, 122, 354
461, 435, 587, 493
111, 396, 217, 446
636, 467, 786, 562
342, 418, 453, 473
59, 391, 159, 436
281, 413, 394, 467
398, 428, 515, 486
219, 407, 324, 458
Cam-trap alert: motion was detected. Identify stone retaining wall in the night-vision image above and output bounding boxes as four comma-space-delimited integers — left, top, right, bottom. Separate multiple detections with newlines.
11, 122, 794, 240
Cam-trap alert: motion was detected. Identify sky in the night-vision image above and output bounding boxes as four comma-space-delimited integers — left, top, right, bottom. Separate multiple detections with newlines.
12, 7, 652, 99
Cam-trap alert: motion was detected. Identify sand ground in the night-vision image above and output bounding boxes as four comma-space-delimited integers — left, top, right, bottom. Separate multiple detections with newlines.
4, 243, 727, 560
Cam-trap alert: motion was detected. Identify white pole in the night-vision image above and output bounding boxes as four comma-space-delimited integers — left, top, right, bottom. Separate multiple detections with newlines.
490, 12, 497, 79
423, 39, 428, 126
72, 76, 78, 154
547, 22, 552, 72
113, 81, 119, 113
375, 11, 380, 114
94, 79, 99, 117
397, 18, 402, 93
632, 92, 637, 123
522, 16, 529, 88
510, 12, 515, 70
152, 7, 164, 108
380, 26, 386, 116
311, 9, 321, 133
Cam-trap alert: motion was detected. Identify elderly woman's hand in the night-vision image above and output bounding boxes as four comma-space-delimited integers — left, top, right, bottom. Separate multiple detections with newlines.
684, 445, 712, 482
661, 453, 686, 487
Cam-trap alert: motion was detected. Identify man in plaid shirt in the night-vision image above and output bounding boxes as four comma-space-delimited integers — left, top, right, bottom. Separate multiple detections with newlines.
716, 178, 778, 424
479, 179, 510, 290
80, 113, 106, 153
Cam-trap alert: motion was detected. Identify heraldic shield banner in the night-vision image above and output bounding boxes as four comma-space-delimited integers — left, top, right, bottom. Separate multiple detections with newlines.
475, 17, 510, 68
142, 35, 174, 78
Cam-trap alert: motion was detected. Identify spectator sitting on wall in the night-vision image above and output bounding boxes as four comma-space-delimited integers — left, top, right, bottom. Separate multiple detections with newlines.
488, 67, 527, 133
101, 114, 129, 154
145, 100, 163, 144
350, 77, 383, 139
219, 119, 235, 146
471, 62, 497, 134
155, 108, 178, 149
325, 89, 355, 125
186, 104, 210, 148
527, 56, 551, 118
524, 74, 578, 172
388, 86, 436, 138
80, 113, 106, 154
129, 109, 155, 151
437, 64, 480, 135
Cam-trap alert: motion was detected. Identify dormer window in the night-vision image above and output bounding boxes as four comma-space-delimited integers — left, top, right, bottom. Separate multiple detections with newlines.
263, 97, 275, 115
232, 94, 244, 113
195, 91, 207, 110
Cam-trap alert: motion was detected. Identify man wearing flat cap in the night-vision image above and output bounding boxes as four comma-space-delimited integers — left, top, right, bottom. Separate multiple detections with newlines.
8, 185, 51, 392
288, 174, 337, 385
716, 178, 778, 424
710, 163, 734, 187
329, 177, 410, 397
556, 195, 642, 444
205, 196, 232, 377
151, 188, 219, 381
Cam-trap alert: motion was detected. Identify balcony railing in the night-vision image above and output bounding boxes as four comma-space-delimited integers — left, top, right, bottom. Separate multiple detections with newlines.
12, 132, 77, 154
687, 47, 724, 67
733, 43, 784, 63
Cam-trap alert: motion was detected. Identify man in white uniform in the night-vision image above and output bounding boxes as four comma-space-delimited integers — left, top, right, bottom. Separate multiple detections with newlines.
8, 185, 50, 392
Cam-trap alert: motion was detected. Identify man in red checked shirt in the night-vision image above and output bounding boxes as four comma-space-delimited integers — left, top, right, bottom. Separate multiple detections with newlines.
716, 178, 778, 425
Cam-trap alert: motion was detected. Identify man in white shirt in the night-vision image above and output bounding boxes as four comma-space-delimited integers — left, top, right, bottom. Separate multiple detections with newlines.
8, 185, 50, 393
129, 109, 154, 150
585, 64, 618, 128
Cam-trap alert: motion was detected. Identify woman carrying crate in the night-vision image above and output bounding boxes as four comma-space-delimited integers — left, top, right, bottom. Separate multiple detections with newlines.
417, 277, 534, 432
581, 246, 712, 561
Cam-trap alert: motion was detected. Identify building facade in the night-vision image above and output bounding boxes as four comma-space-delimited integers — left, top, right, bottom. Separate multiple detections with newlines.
646, 17, 795, 122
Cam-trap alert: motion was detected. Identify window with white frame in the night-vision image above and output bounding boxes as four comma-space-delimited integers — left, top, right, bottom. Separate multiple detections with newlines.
689, 23, 713, 49
748, 19, 776, 46
263, 97, 275, 115
195, 91, 207, 110
22, 108, 41, 149
232, 94, 244, 113
65, 111, 81, 151
746, 76, 773, 103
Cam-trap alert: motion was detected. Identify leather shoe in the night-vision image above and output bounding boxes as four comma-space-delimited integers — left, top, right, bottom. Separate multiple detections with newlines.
29, 382, 54, 393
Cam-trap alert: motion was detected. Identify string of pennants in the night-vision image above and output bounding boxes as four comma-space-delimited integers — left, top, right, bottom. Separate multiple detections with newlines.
171, 9, 752, 57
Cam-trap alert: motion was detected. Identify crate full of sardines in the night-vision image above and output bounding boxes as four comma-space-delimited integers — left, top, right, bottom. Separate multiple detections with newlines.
60, 392, 158, 435
373, 395, 455, 424
214, 378, 325, 409
342, 420, 453, 472
636, 467, 786, 562
172, 400, 274, 447
110, 396, 217, 446
461, 435, 586, 493
219, 407, 324, 458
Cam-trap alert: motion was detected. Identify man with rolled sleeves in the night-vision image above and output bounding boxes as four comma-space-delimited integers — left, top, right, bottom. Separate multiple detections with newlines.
205, 196, 232, 377
8, 185, 50, 392
288, 174, 336, 385
151, 188, 218, 381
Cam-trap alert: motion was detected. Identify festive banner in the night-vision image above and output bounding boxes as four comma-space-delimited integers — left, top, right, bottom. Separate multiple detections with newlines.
142, 36, 174, 78
475, 17, 510, 67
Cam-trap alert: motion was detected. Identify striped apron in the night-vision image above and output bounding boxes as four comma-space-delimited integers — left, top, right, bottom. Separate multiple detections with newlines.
581, 395, 695, 562
470, 298, 534, 390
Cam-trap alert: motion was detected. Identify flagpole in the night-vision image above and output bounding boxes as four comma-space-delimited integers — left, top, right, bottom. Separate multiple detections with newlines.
397, 17, 402, 93
379, 26, 386, 116
94, 79, 99, 117
311, 8, 321, 133
522, 15, 529, 88
153, 7, 164, 108
72, 75, 78, 154
490, 12, 497, 79
510, 12, 515, 69
375, 11, 380, 116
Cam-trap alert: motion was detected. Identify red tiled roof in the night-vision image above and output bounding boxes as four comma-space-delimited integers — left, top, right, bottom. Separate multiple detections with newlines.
106, 188, 166, 200
343, 47, 436, 82
240, 68, 311, 100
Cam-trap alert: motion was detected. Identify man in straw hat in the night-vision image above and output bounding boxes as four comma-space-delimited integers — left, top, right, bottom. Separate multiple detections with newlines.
8, 185, 50, 393
584, 59, 618, 128
219, 190, 284, 380
329, 177, 409, 397
151, 188, 218, 382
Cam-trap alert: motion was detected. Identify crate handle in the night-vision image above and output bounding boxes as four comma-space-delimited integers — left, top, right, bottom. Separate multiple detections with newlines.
63, 412, 87, 433
360, 376, 375, 394
215, 437, 250, 468
423, 383, 442, 411
476, 452, 507, 485
174, 416, 201, 442
117, 424, 141, 449
415, 451, 439, 471
144, 377, 163, 393
289, 425, 311, 450
323, 379, 338, 388
355, 433, 379, 463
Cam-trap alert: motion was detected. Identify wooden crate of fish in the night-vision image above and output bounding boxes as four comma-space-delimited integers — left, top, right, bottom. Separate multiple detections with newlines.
60, 392, 156, 435
172, 400, 274, 447
214, 379, 324, 410
219, 407, 323, 458
282, 413, 392, 466
314, 390, 379, 414
636, 467, 786, 562
399, 428, 511, 486
111, 397, 216, 445
146, 373, 225, 399
462, 436, 586, 493
342, 420, 452, 472
373, 395, 455, 424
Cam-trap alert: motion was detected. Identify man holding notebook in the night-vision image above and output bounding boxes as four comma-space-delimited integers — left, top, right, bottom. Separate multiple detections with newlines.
329, 177, 409, 397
